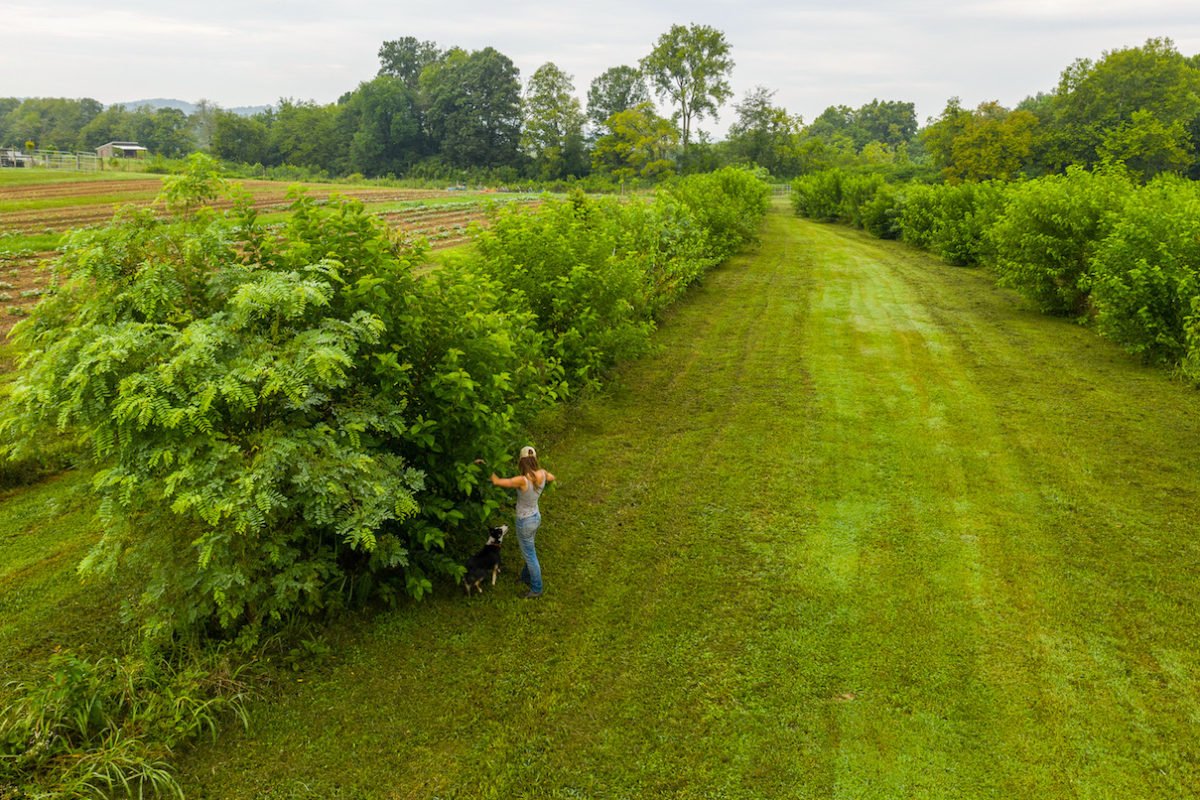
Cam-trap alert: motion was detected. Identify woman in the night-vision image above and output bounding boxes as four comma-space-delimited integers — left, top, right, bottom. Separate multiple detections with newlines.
485, 446, 555, 598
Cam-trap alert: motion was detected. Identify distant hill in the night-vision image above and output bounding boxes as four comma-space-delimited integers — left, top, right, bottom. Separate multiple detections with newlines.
115, 98, 272, 117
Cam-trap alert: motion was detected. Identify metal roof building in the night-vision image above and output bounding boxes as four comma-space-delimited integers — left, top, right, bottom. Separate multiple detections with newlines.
96, 141, 149, 159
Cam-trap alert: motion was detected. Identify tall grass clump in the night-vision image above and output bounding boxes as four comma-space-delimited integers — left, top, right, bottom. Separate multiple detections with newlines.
0, 647, 253, 798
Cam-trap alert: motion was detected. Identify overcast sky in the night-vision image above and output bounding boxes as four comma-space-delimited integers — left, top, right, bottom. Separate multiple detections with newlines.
3, 0, 1199, 136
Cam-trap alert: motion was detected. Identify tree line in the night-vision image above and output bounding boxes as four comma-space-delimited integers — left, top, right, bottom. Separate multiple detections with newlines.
2, 35, 1198, 185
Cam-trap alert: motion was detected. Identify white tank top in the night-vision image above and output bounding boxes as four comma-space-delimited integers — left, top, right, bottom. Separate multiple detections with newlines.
515, 474, 545, 519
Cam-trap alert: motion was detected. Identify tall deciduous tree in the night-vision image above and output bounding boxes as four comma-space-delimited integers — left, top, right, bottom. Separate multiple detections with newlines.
269, 98, 348, 172
341, 75, 426, 176
591, 102, 678, 181
639, 23, 734, 150
521, 63, 587, 179
135, 107, 193, 158
586, 66, 650, 133
377, 37, 445, 90
726, 86, 802, 177
803, 100, 916, 151
1097, 109, 1193, 179
211, 110, 272, 165
1044, 37, 1200, 173
189, 99, 219, 151
2, 97, 103, 151
421, 47, 522, 170
922, 99, 1039, 182
854, 99, 918, 148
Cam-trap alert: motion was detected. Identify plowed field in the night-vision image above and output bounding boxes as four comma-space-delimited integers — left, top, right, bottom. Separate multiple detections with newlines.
0, 174, 537, 334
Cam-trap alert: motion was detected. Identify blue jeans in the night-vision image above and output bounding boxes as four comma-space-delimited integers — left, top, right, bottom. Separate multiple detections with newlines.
516, 512, 542, 594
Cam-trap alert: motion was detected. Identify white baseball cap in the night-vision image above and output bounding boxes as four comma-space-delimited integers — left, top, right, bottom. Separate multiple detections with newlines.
520, 445, 536, 458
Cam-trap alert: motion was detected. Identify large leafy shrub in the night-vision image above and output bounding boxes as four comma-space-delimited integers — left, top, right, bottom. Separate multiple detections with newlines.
988, 166, 1133, 315
838, 172, 887, 229
926, 181, 1009, 266
791, 169, 846, 221
790, 169, 884, 228
0, 157, 546, 641
612, 190, 717, 315
1089, 175, 1200, 370
860, 182, 903, 239
895, 183, 942, 250
662, 167, 770, 260
470, 193, 656, 390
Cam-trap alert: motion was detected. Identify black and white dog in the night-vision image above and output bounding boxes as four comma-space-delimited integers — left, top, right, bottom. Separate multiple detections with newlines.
462, 524, 509, 595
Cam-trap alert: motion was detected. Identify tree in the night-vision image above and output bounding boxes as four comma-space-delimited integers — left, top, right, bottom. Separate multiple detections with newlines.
854, 99, 917, 148
1, 97, 103, 151
586, 66, 650, 133
920, 98, 971, 172
340, 75, 426, 176
136, 108, 192, 158
421, 47, 523, 170
269, 99, 347, 172
640, 23, 734, 150
211, 109, 272, 165
78, 104, 134, 150
189, 98, 219, 151
521, 63, 587, 179
1043, 37, 1200, 173
726, 86, 802, 177
591, 102, 678, 181
922, 100, 1039, 182
377, 36, 444, 90
1098, 109, 1193, 180
803, 100, 916, 152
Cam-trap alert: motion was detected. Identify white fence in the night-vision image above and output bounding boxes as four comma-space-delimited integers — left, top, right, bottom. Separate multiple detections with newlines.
0, 149, 102, 171
28, 149, 102, 171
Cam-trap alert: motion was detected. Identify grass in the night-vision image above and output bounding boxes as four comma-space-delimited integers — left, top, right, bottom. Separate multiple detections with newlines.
0, 190, 164, 214
0, 232, 63, 252
0, 469, 131, 687
0, 168, 157, 187
148, 206, 1197, 797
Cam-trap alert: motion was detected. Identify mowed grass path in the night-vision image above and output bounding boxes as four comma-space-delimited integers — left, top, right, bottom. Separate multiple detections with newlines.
177, 205, 1200, 799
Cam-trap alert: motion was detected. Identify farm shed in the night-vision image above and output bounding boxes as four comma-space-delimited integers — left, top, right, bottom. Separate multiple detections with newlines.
96, 141, 149, 159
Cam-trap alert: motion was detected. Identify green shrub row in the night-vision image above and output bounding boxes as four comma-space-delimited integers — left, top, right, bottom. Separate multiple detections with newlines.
792, 167, 1200, 381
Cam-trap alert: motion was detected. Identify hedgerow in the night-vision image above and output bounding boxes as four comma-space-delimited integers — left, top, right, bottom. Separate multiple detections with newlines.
470, 168, 769, 390
789, 164, 1200, 382
790, 169, 845, 221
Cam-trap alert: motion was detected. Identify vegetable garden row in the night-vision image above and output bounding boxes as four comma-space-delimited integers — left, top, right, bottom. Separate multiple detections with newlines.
0, 176, 538, 331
